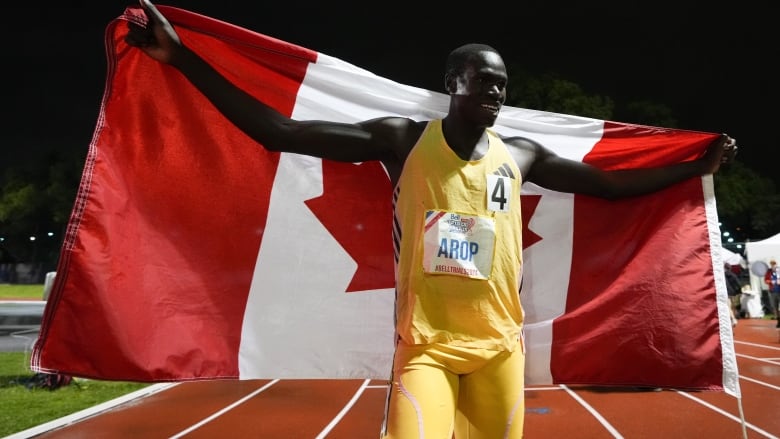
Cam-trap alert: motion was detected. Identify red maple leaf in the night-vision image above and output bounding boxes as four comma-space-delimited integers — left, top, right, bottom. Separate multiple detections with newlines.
521, 194, 543, 249
304, 161, 395, 292
306, 161, 544, 292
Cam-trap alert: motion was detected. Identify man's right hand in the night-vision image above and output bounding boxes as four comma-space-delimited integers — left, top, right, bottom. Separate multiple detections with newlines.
124, 0, 183, 66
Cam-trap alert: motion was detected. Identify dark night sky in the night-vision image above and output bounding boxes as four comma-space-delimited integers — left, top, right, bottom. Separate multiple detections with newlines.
6, 2, 777, 186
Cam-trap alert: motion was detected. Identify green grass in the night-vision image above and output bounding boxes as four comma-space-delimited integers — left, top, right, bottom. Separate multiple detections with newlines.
0, 352, 149, 436
0, 283, 46, 300
1, 284, 150, 436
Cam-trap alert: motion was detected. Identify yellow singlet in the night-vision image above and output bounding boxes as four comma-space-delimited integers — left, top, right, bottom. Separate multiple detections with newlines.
392, 119, 525, 351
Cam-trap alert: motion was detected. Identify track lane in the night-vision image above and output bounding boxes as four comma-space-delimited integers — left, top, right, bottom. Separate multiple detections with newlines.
15, 319, 780, 439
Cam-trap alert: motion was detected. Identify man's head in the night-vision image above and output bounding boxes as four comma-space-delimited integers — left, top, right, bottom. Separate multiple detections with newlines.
444, 44, 507, 127
771, 259, 777, 266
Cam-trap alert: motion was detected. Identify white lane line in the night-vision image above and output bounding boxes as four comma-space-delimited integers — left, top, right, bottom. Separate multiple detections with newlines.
4, 383, 178, 439
675, 391, 778, 439
740, 375, 780, 391
168, 379, 280, 439
526, 386, 562, 391
315, 379, 372, 439
735, 340, 780, 351
737, 352, 780, 366
561, 385, 623, 439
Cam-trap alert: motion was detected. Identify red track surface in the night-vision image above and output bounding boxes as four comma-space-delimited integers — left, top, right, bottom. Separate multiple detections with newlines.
15, 319, 780, 438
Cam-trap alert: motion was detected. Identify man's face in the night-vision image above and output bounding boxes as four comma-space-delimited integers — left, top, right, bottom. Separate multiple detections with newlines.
450, 51, 508, 127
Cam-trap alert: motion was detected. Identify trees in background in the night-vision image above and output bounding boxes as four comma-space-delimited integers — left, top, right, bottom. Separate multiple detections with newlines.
506, 66, 780, 252
0, 148, 84, 271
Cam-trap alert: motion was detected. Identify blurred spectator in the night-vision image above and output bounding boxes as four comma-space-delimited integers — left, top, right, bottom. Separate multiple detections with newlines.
764, 259, 780, 321
724, 263, 742, 325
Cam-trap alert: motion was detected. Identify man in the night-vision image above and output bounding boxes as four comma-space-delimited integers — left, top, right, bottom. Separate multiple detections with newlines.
125, 1, 737, 437
724, 263, 742, 326
764, 259, 780, 323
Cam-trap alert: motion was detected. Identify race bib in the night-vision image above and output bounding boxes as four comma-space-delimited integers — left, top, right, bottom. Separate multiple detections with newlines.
486, 174, 512, 212
422, 211, 496, 279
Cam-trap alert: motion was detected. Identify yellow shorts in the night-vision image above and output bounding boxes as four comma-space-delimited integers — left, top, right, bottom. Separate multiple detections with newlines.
381, 340, 525, 438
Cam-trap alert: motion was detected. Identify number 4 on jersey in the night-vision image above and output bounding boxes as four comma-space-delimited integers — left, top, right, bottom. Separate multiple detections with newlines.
487, 174, 511, 212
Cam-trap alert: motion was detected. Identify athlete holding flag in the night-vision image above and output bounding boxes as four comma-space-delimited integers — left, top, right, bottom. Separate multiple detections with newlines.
124, 1, 737, 437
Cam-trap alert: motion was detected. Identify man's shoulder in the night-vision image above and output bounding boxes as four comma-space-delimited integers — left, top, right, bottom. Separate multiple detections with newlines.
360, 117, 429, 158
361, 116, 428, 132
496, 133, 544, 153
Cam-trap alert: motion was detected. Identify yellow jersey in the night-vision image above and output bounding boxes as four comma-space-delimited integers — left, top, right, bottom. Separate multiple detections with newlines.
392, 119, 524, 351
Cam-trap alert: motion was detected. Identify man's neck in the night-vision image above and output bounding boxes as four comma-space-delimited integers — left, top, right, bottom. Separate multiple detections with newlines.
441, 117, 490, 161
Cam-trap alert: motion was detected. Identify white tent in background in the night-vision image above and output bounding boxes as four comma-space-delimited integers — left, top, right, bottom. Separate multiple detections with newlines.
722, 247, 746, 268
746, 233, 780, 263
745, 232, 780, 298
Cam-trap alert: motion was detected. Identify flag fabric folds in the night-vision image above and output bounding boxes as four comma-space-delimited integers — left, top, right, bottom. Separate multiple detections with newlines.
31, 5, 739, 397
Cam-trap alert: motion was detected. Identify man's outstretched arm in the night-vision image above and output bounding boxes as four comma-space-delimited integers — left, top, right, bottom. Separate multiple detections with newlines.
523, 133, 737, 199
124, 0, 402, 163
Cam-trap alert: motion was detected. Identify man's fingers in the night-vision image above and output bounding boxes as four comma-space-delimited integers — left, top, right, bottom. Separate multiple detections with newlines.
139, 0, 165, 25
718, 135, 739, 164
723, 137, 738, 152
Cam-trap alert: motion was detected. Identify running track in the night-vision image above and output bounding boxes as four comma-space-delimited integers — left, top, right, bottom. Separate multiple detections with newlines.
11, 319, 780, 438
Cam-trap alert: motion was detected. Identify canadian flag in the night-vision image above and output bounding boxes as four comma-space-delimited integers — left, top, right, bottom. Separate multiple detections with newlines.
31, 5, 739, 397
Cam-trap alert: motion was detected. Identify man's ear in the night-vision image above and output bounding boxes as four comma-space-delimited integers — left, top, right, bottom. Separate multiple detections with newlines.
444, 73, 455, 94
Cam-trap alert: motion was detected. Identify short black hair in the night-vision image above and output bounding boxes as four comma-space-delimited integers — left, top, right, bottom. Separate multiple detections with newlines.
445, 43, 500, 77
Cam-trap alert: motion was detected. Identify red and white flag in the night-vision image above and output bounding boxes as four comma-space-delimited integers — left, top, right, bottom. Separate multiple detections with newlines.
31, 5, 739, 396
